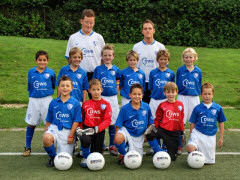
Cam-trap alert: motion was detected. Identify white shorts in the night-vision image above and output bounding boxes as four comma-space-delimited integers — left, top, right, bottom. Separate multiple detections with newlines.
45, 124, 74, 156
101, 95, 119, 125
149, 98, 167, 119
177, 95, 200, 124
187, 128, 216, 164
121, 97, 131, 107
25, 96, 53, 126
117, 127, 144, 156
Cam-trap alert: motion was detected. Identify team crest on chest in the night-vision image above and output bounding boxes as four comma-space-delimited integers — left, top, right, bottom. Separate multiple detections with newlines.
178, 106, 183, 111
67, 104, 73, 110
93, 41, 98, 46
111, 70, 116, 76
77, 73, 82, 79
194, 73, 199, 78
211, 109, 217, 115
44, 73, 50, 79
138, 74, 143, 79
101, 104, 106, 110
165, 73, 170, 78
142, 110, 147, 116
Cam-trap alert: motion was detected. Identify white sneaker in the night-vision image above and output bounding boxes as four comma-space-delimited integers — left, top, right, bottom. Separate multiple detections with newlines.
80, 158, 87, 168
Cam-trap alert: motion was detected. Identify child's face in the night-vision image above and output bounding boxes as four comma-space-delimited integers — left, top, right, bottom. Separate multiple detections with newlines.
157, 56, 169, 69
80, 16, 95, 35
164, 89, 177, 103
129, 87, 143, 104
70, 52, 82, 66
127, 56, 138, 69
102, 50, 114, 65
201, 88, 214, 104
142, 23, 155, 39
59, 80, 73, 97
35, 55, 49, 70
89, 84, 103, 100
183, 52, 196, 66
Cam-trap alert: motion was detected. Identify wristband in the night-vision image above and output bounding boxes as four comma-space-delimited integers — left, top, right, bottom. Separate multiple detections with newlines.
68, 136, 74, 138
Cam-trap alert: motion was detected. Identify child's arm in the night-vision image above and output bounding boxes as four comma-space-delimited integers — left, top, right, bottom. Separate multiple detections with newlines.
43, 122, 51, 133
83, 90, 87, 103
218, 122, 224, 148
68, 122, 79, 144
190, 123, 195, 134
96, 104, 112, 132
154, 104, 163, 128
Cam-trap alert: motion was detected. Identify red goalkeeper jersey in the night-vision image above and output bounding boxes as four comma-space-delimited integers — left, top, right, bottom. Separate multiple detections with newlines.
154, 100, 184, 132
81, 98, 112, 132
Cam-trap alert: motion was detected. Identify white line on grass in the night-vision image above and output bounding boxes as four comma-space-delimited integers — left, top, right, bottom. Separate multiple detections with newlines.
1, 152, 240, 156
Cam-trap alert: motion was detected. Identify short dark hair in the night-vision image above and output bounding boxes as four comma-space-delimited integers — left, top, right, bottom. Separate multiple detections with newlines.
142, 19, 154, 29
156, 49, 170, 61
35, 50, 48, 60
89, 78, 102, 88
130, 84, 143, 94
81, 9, 95, 19
58, 75, 73, 86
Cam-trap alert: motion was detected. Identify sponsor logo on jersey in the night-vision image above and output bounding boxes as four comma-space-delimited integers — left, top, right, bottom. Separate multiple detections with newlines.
132, 119, 145, 128
101, 77, 114, 86
44, 73, 50, 79
87, 108, 101, 116
128, 79, 140, 86
67, 104, 73, 110
142, 57, 154, 66
56, 111, 70, 120
93, 41, 98, 46
33, 80, 47, 89
155, 79, 167, 87
178, 106, 183, 111
166, 110, 179, 119
111, 70, 116, 76
101, 104, 106, 110
183, 79, 195, 87
142, 110, 147, 116
165, 73, 170, 78
77, 73, 82, 79
201, 115, 215, 123
81, 48, 94, 56
194, 73, 199, 78
211, 109, 217, 115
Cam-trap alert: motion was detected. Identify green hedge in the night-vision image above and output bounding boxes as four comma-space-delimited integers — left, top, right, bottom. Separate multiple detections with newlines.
0, 0, 240, 48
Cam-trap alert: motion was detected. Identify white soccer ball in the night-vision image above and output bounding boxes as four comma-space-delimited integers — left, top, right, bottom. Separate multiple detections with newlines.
124, 151, 142, 169
87, 152, 105, 171
54, 152, 73, 171
153, 151, 171, 169
187, 151, 205, 169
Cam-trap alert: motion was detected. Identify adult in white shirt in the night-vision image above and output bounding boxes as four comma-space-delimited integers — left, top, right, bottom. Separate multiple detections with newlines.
133, 19, 165, 104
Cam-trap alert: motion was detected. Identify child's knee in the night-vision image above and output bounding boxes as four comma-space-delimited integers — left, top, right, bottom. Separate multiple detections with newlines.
114, 133, 125, 145
43, 134, 54, 147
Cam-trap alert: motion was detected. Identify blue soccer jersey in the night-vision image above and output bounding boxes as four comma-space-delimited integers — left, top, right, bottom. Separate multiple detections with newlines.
119, 67, 145, 99
189, 101, 227, 136
56, 65, 89, 102
28, 67, 56, 98
46, 96, 82, 130
115, 101, 153, 137
176, 65, 202, 96
93, 64, 120, 96
148, 68, 175, 100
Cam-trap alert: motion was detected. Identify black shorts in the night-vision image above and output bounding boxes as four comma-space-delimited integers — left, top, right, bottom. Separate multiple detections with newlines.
147, 127, 179, 161
142, 82, 151, 104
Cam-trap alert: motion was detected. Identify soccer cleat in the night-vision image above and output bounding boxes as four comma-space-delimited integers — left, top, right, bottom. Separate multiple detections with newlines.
118, 155, 124, 165
109, 146, 118, 156
103, 143, 109, 151
23, 147, 31, 157
80, 158, 87, 168
146, 148, 154, 156
177, 147, 183, 155
46, 157, 55, 167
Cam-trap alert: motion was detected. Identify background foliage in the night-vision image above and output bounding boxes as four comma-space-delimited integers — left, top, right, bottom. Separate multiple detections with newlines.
0, 0, 240, 48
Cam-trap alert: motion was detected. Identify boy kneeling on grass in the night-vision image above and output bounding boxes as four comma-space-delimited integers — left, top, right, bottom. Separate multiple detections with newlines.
43, 76, 81, 167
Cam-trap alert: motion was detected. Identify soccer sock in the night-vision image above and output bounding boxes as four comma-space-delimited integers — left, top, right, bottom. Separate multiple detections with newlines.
178, 134, 182, 148
148, 139, 163, 153
109, 125, 115, 147
115, 141, 127, 156
157, 138, 161, 147
44, 144, 56, 158
26, 126, 35, 148
81, 146, 90, 159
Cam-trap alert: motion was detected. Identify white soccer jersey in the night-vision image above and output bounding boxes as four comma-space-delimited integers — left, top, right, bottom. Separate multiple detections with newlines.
133, 40, 165, 82
65, 30, 105, 73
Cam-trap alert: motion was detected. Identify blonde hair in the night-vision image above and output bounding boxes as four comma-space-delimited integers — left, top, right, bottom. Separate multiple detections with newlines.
156, 49, 170, 61
126, 50, 139, 61
201, 81, 214, 94
182, 47, 198, 62
164, 82, 178, 93
69, 47, 83, 60
89, 79, 102, 88
101, 44, 115, 56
